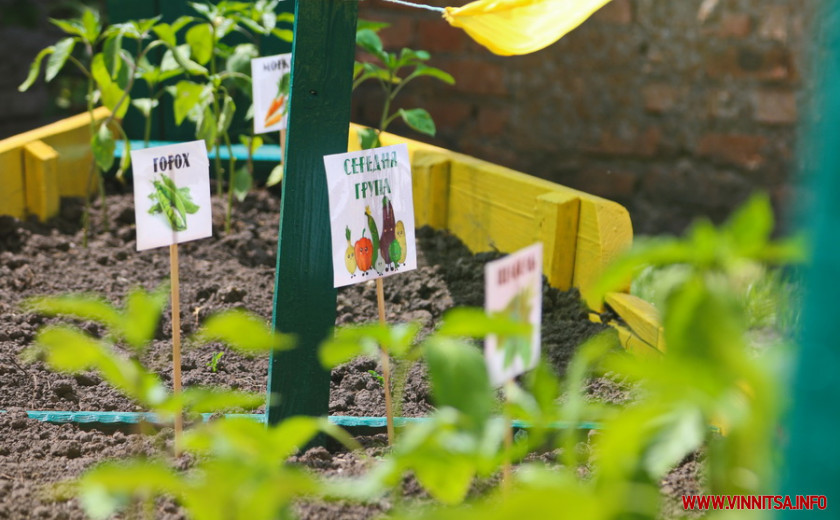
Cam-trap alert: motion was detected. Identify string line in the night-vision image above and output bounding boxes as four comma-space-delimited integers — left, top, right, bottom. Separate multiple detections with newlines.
380, 0, 446, 13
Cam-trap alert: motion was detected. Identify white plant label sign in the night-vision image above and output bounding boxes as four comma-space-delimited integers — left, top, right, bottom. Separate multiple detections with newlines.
484, 243, 543, 386
131, 140, 212, 251
251, 53, 292, 134
324, 143, 417, 288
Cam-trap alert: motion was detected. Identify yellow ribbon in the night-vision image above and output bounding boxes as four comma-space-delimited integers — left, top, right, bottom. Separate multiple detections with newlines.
443, 0, 614, 56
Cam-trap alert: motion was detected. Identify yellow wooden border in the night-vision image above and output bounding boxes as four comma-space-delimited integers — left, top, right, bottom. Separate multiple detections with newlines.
0, 145, 25, 218
349, 124, 634, 310
0, 107, 109, 205
605, 292, 665, 352
24, 141, 60, 222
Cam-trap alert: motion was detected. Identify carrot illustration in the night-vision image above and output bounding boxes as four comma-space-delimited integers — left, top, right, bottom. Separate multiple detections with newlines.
264, 72, 291, 127
264, 95, 286, 125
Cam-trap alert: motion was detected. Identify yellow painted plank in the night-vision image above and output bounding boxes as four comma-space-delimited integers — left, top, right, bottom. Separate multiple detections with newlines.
24, 141, 60, 222
0, 148, 25, 218
348, 124, 633, 308
605, 292, 664, 352
411, 150, 451, 229
537, 192, 580, 290
574, 200, 633, 310
613, 323, 662, 358
0, 107, 109, 198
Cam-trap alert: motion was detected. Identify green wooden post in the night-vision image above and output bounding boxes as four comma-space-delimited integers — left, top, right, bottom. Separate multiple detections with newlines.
267, 0, 359, 425
778, 0, 840, 512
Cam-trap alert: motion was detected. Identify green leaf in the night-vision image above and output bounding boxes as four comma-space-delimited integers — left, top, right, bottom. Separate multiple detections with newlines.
437, 307, 531, 339
357, 127, 380, 150
232, 166, 252, 202
356, 28, 387, 62
80, 8, 101, 43
169, 80, 206, 125
92, 123, 116, 171
19, 47, 54, 91
152, 23, 177, 47
24, 325, 106, 373
196, 309, 295, 354
79, 460, 184, 520
115, 139, 131, 183
723, 193, 773, 256
239, 135, 263, 155
120, 284, 169, 350
265, 164, 283, 187
161, 43, 208, 76
423, 337, 494, 430
102, 32, 123, 79
45, 38, 76, 82
23, 293, 121, 330
271, 28, 294, 42
50, 18, 87, 39
412, 64, 456, 85
196, 104, 217, 151
186, 23, 214, 65
131, 98, 159, 118
357, 19, 390, 32
399, 108, 436, 136
319, 332, 372, 368
226, 43, 258, 77
276, 12, 295, 24
642, 407, 705, 478
161, 387, 265, 414
413, 453, 475, 505
91, 54, 129, 119
217, 95, 236, 135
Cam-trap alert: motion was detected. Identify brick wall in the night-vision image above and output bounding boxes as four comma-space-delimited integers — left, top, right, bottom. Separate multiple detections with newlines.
354, 0, 814, 234
1, 0, 813, 234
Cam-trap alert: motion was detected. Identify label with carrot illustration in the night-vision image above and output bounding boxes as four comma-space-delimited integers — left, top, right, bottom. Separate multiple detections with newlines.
484, 243, 543, 386
323, 143, 417, 288
250, 53, 292, 134
130, 140, 212, 251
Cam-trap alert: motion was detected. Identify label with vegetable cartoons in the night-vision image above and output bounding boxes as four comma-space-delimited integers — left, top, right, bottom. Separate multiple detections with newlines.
251, 53, 292, 134
324, 143, 417, 288
484, 243, 543, 387
131, 140, 212, 251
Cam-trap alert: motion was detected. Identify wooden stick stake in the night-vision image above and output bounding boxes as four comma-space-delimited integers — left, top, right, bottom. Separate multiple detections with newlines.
279, 128, 287, 160
376, 277, 395, 445
502, 380, 514, 494
169, 243, 183, 453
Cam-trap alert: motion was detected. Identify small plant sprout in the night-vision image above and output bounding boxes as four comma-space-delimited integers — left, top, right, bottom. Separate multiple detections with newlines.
207, 351, 225, 373
353, 21, 455, 149
367, 369, 385, 386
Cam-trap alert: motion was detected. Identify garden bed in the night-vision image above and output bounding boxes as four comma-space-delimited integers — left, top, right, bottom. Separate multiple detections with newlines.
0, 189, 699, 518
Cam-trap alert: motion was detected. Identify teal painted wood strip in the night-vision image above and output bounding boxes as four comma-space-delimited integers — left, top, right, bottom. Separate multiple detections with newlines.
267, 0, 360, 425
11, 411, 604, 430
115, 141, 283, 162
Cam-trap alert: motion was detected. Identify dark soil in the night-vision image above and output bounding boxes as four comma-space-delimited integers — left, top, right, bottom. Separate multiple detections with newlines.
0, 190, 698, 519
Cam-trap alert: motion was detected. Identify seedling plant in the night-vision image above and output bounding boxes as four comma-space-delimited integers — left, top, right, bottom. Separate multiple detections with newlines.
158, 0, 293, 233
19, 6, 169, 244
353, 22, 455, 149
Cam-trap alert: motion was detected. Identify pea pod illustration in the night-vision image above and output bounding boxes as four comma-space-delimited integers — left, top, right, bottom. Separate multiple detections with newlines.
147, 176, 200, 232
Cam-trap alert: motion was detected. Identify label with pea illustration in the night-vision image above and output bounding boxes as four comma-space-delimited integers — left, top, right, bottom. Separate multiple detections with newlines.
131, 140, 212, 251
